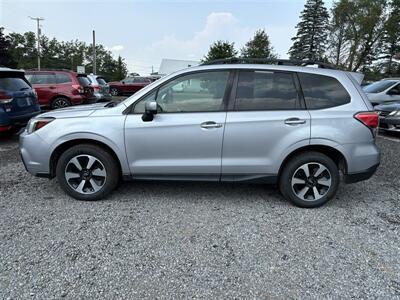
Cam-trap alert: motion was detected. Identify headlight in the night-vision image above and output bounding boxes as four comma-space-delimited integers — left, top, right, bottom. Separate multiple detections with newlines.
389, 110, 400, 117
26, 117, 55, 134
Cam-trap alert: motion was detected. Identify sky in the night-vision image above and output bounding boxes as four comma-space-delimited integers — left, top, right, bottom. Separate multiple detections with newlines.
1, 0, 334, 75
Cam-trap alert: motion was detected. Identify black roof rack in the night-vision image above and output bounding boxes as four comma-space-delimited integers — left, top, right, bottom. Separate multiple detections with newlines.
201, 58, 337, 69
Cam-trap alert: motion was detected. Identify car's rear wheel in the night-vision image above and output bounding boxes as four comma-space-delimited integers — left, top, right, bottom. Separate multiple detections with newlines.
56, 144, 119, 201
110, 88, 119, 96
279, 152, 339, 208
51, 97, 71, 109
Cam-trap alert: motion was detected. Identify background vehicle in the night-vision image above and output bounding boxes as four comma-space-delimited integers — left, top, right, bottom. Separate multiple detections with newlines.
25, 70, 95, 109
20, 60, 380, 208
87, 74, 112, 102
0, 67, 40, 133
108, 76, 151, 96
375, 101, 400, 133
363, 79, 400, 105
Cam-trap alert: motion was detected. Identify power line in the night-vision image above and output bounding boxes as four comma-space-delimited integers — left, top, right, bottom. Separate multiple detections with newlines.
29, 16, 44, 70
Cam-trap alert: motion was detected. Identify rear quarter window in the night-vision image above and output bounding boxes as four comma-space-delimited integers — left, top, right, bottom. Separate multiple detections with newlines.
56, 73, 72, 84
96, 77, 107, 85
77, 76, 91, 86
0, 76, 31, 91
298, 73, 350, 109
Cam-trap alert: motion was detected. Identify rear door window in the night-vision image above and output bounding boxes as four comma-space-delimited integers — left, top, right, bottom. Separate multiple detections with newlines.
0, 77, 31, 91
234, 70, 300, 110
28, 73, 56, 84
298, 73, 351, 109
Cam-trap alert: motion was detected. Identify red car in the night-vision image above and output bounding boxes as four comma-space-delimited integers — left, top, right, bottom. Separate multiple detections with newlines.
25, 70, 95, 109
108, 77, 151, 96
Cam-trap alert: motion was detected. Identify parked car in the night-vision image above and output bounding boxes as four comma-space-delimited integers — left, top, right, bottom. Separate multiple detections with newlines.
363, 78, 400, 105
108, 77, 151, 96
87, 74, 112, 102
25, 70, 95, 109
375, 101, 400, 133
20, 61, 380, 208
0, 67, 40, 133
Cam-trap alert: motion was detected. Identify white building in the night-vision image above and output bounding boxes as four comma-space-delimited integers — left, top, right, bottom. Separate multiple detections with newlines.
158, 59, 200, 76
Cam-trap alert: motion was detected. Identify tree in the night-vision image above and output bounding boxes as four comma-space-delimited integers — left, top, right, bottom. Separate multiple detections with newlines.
115, 55, 128, 80
381, 0, 400, 75
327, 0, 389, 72
0, 28, 17, 68
202, 40, 237, 63
241, 29, 277, 59
288, 0, 329, 60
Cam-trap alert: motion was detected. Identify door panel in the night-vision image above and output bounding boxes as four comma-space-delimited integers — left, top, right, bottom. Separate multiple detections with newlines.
124, 112, 226, 178
221, 70, 311, 177
222, 111, 310, 175
124, 70, 232, 179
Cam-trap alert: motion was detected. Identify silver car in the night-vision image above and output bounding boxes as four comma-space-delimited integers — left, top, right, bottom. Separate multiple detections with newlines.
363, 79, 400, 105
87, 74, 112, 102
20, 62, 380, 208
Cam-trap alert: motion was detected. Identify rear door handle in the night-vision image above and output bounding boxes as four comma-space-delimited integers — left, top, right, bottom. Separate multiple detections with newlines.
284, 118, 306, 125
201, 121, 223, 129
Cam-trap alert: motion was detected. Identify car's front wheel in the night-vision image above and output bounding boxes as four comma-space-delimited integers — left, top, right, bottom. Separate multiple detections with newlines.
279, 152, 339, 208
56, 144, 119, 201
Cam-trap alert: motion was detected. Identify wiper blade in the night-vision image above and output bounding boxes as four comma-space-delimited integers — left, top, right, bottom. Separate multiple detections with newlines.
104, 101, 116, 107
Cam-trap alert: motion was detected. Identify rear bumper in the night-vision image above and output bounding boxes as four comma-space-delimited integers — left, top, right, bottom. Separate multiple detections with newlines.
379, 117, 400, 133
344, 163, 379, 184
0, 109, 41, 128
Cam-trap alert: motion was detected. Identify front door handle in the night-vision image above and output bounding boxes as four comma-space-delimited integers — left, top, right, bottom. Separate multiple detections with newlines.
201, 121, 223, 129
284, 118, 306, 125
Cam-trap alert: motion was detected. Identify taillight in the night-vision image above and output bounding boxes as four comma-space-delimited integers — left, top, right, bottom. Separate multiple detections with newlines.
72, 84, 84, 94
354, 112, 379, 129
93, 85, 100, 91
0, 90, 13, 103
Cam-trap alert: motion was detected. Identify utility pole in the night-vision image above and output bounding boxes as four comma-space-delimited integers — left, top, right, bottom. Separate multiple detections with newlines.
29, 16, 44, 70
92, 30, 96, 74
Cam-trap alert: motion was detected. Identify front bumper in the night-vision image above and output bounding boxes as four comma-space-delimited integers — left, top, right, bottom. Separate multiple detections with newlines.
19, 130, 51, 177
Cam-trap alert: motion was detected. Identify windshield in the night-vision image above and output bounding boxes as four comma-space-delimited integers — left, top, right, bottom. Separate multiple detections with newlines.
363, 80, 397, 93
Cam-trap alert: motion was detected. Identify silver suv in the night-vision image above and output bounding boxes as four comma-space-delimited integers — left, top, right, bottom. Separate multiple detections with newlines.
19, 61, 380, 208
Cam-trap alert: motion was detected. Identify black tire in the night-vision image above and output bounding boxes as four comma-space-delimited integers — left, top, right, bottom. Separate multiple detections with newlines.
279, 152, 339, 208
51, 97, 71, 109
110, 88, 119, 96
56, 144, 119, 201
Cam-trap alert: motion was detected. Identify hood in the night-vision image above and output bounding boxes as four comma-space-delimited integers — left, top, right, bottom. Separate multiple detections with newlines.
364, 93, 381, 100
38, 102, 109, 118
374, 101, 400, 111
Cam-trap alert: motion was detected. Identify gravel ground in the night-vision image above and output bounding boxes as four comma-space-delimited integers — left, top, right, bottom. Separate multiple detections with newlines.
0, 133, 399, 299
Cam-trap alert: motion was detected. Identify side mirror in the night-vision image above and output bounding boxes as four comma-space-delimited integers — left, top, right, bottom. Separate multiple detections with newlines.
142, 101, 157, 122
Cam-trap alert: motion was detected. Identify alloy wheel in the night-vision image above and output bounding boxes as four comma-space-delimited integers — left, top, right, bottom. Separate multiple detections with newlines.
291, 162, 332, 201
53, 99, 69, 109
64, 154, 107, 194
110, 88, 118, 96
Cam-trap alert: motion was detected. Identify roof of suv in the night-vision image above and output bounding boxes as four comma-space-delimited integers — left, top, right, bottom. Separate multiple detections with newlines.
0, 67, 24, 73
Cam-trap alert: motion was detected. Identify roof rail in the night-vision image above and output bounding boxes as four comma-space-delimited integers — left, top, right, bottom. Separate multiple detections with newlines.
26, 68, 75, 72
201, 57, 337, 69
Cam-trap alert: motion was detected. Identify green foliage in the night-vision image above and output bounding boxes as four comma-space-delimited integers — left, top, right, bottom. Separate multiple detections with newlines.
202, 40, 238, 63
0, 27, 17, 68
3, 30, 128, 81
241, 29, 277, 59
328, 0, 391, 73
288, 0, 329, 60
